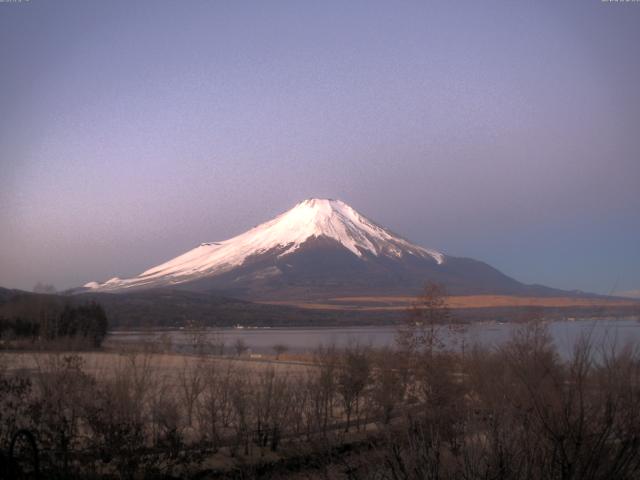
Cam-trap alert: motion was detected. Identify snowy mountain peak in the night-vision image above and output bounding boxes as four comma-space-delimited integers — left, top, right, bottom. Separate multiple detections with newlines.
280, 198, 442, 260
84, 199, 444, 292
288, 198, 364, 224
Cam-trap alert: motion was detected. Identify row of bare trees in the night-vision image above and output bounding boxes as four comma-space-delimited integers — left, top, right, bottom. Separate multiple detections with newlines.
1, 283, 640, 478
354, 324, 640, 480
0, 342, 407, 478
2, 328, 640, 479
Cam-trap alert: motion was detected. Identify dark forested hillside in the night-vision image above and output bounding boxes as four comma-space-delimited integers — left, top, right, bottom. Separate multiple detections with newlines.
0, 287, 396, 329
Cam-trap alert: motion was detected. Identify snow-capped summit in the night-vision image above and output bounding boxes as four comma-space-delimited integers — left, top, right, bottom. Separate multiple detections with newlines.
84, 198, 444, 292
84, 198, 545, 298
194, 197, 444, 263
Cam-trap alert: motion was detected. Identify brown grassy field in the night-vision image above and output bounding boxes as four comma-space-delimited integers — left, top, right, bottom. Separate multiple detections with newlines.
260, 294, 640, 311
1, 350, 310, 379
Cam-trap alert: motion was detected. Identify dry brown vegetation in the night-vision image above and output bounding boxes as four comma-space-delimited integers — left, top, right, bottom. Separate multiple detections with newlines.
261, 294, 639, 311
1, 327, 640, 479
1, 285, 640, 478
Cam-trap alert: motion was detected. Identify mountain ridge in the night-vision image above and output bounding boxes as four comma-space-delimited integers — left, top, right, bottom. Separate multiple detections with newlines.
82, 198, 581, 299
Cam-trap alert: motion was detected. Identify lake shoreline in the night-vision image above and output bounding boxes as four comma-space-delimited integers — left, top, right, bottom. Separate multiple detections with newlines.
104, 317, 640, 359
107, 313, 640, 334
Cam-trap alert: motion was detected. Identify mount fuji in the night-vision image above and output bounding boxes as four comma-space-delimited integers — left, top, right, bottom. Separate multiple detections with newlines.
83, 198, 564, 299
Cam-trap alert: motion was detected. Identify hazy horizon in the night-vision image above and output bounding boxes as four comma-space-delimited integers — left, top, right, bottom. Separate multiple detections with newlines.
1, 0, 639, 295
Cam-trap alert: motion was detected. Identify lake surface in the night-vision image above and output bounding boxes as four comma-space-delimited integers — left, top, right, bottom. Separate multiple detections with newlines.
110, 317, 640, 358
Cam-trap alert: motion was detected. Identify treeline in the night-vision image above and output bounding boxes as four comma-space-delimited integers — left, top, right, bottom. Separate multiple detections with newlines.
0, 300, 108, 347
78, 289, 398, 328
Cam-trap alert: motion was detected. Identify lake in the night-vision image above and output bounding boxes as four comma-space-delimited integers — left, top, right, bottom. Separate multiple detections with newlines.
109, 317, 640, 358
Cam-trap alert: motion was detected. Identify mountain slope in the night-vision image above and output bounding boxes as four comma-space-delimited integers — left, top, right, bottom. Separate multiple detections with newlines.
83, 198, 569, 298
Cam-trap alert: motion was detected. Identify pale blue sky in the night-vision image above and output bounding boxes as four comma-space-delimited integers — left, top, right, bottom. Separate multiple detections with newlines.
1, 0, 639, 294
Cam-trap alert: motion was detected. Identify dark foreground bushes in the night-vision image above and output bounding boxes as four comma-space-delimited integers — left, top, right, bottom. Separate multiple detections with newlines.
1, 323, 640, 479
365, 324, 640, 480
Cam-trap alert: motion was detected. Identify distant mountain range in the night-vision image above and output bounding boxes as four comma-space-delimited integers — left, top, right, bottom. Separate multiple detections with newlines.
82, 198, 584, 300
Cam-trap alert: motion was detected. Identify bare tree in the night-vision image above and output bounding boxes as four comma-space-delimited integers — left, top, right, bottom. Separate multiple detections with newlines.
229, 368, 252, 456
157, 332, 173, 353
251, 367, 292, 454
371, 348, 405, 424
337, 344, 371, 432
287, 373, 310, 437
197, 360, 235, 452
209, 331, 226, 356
308, 345, 338, 437
178, 359, 204, 427
396, 282, 451, 357
272, 343, 288, 360
233, 338, 249, 357
184, 319, 207, 355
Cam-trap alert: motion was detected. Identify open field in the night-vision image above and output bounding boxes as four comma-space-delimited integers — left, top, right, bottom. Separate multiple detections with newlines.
261, 294, 640, 311
1, 350, 311, 378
